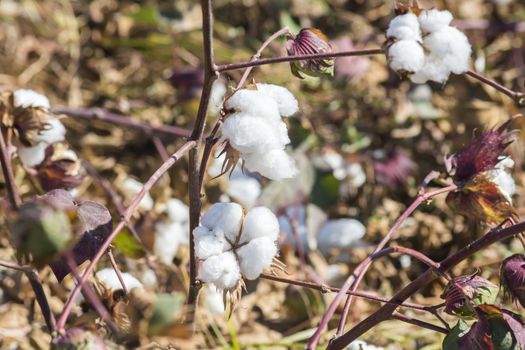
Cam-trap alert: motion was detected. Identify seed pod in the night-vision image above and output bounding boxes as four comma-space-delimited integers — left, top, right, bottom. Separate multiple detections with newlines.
501, 254, 525, 309
442, 274, 498, 317
286, 28, 334, 79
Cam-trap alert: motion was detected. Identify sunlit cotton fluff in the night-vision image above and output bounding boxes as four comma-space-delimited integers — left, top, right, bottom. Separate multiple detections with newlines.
221, 84, 298, 180
194, 202, 280, 291
17, 118, 67, 168
120, 177, 154, 212
386, 8, 471, 84
153, 198, 190, 264
487, 157, 516, 203
14, 89, 51, 109
95, 268, 144, 292
317, 218, 366, 255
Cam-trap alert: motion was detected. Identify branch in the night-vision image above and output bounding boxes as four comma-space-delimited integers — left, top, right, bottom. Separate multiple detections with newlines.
307, 182, 457, 349
25, 269, 56, 333
0, 125, 21, 209
217, 48, 385, 72
53, 107, 191, 138
56, 140, 196, 332
466, 70, 525, 106
330, 220, 525, 349
391, 311, 449, 335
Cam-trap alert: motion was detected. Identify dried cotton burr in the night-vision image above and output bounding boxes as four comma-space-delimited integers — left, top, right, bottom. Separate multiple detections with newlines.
194, 202, 281, 307
386, 7, 471, 84
220, 84, 299, 181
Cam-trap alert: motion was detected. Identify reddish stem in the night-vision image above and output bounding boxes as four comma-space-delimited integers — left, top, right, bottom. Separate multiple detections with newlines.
391, 311, 448, 335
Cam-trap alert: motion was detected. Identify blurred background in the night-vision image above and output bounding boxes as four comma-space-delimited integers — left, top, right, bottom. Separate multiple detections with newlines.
0, 0, 525, 349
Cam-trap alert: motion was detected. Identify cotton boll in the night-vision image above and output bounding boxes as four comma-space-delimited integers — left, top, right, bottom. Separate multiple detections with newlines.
243, 149, 298, 180
14, 89, 51, 109
227, 176, 261, 208
205, 284, 225, 315
95, 268, 143, 291
17, 142, 48, 167
224, 89, 281, 122
201, 202, 244, 242
239, 206, 280, 243
388, 40, 425, 73
411, 55, 451, 84
345, 163, 367, 189
317, 219, 366, 254
193, 226, 228, 259
348, 340, 384, 350
424, 27, 471, 74
221, 113, 288, 154
487, 158, 516, 203
198, 252, 240, 290
255, 83, 299, 117
31, 119, 66, 144
238, 237, 278, 280
120, 178, 154, 212
418, 9, 453, 33
386, 13, 421, 41
154, 221, 183, 264
209, 80, 227, 116
165, 198, 189, 224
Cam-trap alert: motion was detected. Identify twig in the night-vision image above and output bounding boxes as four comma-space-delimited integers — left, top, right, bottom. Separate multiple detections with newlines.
25, 269, 56, 333
56, 140, 196, 332
216, 48, 385, 72
0, 260, 29, 272
198, 118, 223, 188
391, 312, 449, 335
53, 107, 192, 138
107, 249, 128, 295
466, 69, 525, 106
152, 136, 170, 161
0, 125, 21, 209
307, 182, 457, 349
329, 220, 525, 349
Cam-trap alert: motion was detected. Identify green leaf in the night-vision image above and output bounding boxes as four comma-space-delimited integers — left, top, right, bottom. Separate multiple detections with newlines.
113, 229, 146, 259
442, 320, 470, 350
311, 171, 339, 209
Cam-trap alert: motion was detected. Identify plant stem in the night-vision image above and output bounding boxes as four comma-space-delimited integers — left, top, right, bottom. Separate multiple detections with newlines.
466, 69, 525, 106
307, 183, 457, 349
107, 249, 128, 295
391, 311, 448, 335
0, 125, 21, 209
217, 48, 385, 72
0, 260, 29, 271
25, 269, 56, 333
53, 107, 192, 138
56, 140, 196, 332
330, 219, 525, 349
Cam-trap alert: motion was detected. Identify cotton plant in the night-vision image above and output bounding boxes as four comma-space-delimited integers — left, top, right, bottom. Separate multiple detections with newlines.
154, 198, 190, 264
317, 218, 367, 256
385, 7, 472, 84
219, 83, 299, 181
194, 202, 281, 310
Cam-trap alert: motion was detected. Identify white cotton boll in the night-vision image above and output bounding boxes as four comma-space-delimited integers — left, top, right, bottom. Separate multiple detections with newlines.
345, 163, 367, 188
424, 27, 471, 74
386, 13, 421, 41
209, 80, 227, 116
411, 55, 451, 84
388, 40, 425, 73
317, 219, 366, 254
238, 237, 277, 280
165, 198, 189, 224
17, 142, 48, 167
141, 269, 158, 288
224, 89, 281, 122
193, 226, 228, 259
154, 221, 183, 264
227, 176, 261, 208
121, 178, 154, 212
239, 206, 280, 244
95, 268, 143, 292
198, 252, 240, 290
31, 119, 66, 144
201, 202, 244, 242
348, 340, 384, 350
255, 83, 299, 117
487, 158, 516, 203
205, 284, 225, 315
221, 113, 288, 154
243, 149, 298, 180
418, 9, 453, 33
14, 89, 50, 109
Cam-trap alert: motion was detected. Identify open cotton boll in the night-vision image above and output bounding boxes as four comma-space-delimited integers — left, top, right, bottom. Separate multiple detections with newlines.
165, 198, 189, 224
31, 119, 67, 144
201, 202, 243, 242
386, 13, 421, 41
227, 176, 261, 208
224, 89, 281, 122
418, 9, 453, 33
193, 226, 228, 259
17, 142, 48, 167
239, 206, 279, 243
205, 284, 225, 315
348, 340, 384, 350
14, 89, 51, 109
154, 221, 184, 264
243, 149, 298, 180
209, 79, 227, 116
238, 237, 278, 280
121, 178, 154, 212
424, 27, 471, 74
388, 40, 425, 73
410, 55, 451, 84
221, 113, 288, 154
198, 252, 240, 290
487, 157, 516, 203
317, 218, 366, 254
95, 268, 143, 291
255, 83, 299, 117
